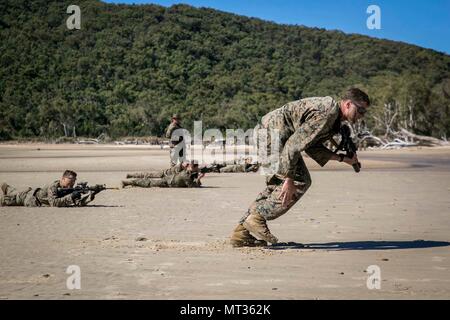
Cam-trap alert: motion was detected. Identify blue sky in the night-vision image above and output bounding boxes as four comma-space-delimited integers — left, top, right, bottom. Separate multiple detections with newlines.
103, 0, 450, 54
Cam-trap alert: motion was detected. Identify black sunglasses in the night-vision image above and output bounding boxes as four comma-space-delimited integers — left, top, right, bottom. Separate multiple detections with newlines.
351, 102, 367, 115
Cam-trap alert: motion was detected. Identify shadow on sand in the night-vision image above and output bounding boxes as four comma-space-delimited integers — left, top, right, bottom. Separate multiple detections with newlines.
82, 205, 125, 208
267, 240, 450, 251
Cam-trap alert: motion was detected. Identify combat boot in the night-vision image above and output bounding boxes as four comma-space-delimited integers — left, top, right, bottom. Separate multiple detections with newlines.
121, 180, 133, 188
1, 183, 8, 195
243, 212, 278, 244
230, 224, 267, 248
126, 173, 144, 179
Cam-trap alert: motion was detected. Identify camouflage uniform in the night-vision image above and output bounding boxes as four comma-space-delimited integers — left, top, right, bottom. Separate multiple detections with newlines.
220, 163, 260, 173
1, 180, 76, 207
126, 164, 184, 179
166, 122, 186, 166
125, 169, 201, 188
199, 163, 223, 173
246, 163, 260, 173
220, 164, 246, 173
239, 96, 342, 224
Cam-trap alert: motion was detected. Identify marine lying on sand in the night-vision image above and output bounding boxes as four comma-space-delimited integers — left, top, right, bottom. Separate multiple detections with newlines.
124, 157, 260, 190
219, 159, 260, 173
198, 158, 261, 174
122, 161, 205, 189
0, 170, 108, 207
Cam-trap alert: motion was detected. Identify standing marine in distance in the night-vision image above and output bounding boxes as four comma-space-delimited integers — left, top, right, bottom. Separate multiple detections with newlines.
165, 114, 186, 167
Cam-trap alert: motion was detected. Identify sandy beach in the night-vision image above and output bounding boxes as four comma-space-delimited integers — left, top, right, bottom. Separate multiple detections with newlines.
0, 144, 449, 299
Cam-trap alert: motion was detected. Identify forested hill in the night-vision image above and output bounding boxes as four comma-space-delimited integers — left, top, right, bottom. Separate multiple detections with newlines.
1, 0, 449, 140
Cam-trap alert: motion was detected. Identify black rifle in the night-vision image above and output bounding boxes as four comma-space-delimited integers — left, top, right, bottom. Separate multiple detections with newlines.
199, 163, 226, 174
337, 124, 361, 173
57, 182, 118, 197
245, 163, 260, 173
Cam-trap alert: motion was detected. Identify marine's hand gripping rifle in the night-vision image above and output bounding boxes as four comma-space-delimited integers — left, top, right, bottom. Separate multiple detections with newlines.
337, 124, 361, 173
199, 163, 226, 174
57, 182, 118, 197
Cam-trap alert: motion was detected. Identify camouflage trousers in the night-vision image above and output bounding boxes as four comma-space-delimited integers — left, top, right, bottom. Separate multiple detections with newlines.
170, 142, 186, 167
129, 178, 169, 188
0, 184, 40, 207
239, 156, 312, 223
127, 171, 165, 179
220, 165, 245, 173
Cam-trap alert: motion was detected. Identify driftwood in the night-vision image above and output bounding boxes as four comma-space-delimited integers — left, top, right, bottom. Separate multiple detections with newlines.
113, 137, 168, 145
355, 128, 447, 150
396, 128, 448, 146
381, 139, 417, 150
77, 138, 99, 145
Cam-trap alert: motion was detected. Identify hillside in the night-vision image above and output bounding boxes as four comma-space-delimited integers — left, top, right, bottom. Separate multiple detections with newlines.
0, 0, 449, 140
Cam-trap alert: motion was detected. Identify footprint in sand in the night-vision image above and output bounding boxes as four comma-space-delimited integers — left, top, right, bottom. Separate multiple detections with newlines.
432, 256, 445, 262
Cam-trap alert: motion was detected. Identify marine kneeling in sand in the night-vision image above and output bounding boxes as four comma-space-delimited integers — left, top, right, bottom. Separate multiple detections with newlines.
122, 161, 205, 189
1, 170, 98, 207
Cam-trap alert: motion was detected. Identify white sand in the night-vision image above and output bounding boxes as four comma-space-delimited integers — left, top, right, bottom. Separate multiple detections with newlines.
0, 144, 449, 299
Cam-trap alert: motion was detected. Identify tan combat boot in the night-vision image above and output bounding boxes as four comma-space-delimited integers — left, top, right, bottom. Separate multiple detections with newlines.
1, 183, 8, 195
126, 173, 143, 179
230, 224, 267, 248
121, 180, 133, 189
243, 213, 278, 244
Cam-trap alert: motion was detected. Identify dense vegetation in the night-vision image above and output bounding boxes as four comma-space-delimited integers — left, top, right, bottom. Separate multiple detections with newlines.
1, 0, 449, 140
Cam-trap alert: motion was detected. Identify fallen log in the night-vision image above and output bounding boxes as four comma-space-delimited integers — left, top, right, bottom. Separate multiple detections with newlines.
381, 139, 417, 149
397, 128, 448, 146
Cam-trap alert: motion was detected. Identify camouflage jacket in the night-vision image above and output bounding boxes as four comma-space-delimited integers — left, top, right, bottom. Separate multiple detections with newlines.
162, 163, 184, 177
220, 163, 259, 173
165, 122, 184, 145
34, 180, 75, 207
164, 170, 201, 188
261, 96, 341, 179
220, 164, 246, 173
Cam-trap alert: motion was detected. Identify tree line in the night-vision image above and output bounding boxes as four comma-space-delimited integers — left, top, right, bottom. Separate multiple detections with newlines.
0, 0, 449, 141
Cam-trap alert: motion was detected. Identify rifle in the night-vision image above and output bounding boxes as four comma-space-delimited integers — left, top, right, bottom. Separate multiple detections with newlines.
337, 124, 361, 173
57, 182, 119, 197
245, 163, 260, 173
199, 163, 226, 174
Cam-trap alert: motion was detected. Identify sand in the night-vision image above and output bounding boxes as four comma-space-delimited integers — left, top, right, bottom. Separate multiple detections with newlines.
0, 144, 449, 299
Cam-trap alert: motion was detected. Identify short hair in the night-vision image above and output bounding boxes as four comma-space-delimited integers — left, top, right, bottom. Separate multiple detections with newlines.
62, 170, 77, 178
342, 88, 370, 106
190, 160, 199, 167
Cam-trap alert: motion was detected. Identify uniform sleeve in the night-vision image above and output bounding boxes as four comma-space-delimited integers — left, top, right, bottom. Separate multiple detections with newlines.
166, 164, 182, 176
47, 185, 75, 207
278, 110, 338, 179
166, 124, 184, 143
165, 124, 174, 139
305, 144, 335, 167
187, 174, 201, 188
